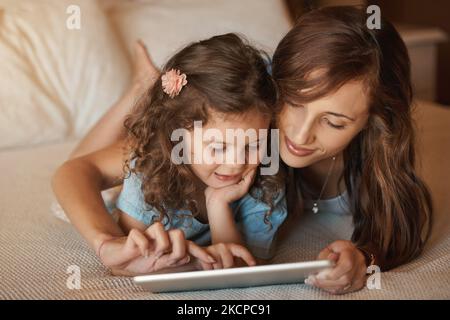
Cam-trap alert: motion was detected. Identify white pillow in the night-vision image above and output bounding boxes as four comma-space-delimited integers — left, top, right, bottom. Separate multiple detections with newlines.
106, 0, 292, 68
0, 0, 131, 149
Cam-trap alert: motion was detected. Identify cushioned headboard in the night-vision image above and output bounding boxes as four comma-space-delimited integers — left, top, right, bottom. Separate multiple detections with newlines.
0, 0, 292, 150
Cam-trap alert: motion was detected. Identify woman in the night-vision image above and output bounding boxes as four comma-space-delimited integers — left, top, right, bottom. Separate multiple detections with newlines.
66, 7, 432, 294
272, 6, 432, 294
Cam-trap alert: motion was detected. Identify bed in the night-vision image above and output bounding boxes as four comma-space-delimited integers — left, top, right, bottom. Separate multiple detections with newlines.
0, 0, 449, 299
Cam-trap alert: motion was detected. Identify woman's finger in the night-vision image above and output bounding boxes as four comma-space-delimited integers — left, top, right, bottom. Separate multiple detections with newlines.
318, 249, 355, 281
308, 269, 355, 291
317, 246, 335, 260
166, 229, 187, 264
186, 241, 216, 264
145, 222, 171, 257
228, 244, 256, 266
174, 255, 191, 267
100, 237, 135, 267
306, 279, 350, 295
127, 229, 151, 257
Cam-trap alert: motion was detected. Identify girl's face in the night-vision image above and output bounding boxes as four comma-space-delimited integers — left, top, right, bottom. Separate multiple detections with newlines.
188, 110, 270, 189
278, 81, 370, 168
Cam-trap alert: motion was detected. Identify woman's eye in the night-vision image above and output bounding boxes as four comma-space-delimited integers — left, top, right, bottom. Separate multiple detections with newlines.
324, 118, 346, 130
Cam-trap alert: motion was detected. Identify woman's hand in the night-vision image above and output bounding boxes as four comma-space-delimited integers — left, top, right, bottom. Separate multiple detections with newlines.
205, 169, 257, 206
194, 243, 257, 270
97, 223, 215, 276
305, 240, 368, 295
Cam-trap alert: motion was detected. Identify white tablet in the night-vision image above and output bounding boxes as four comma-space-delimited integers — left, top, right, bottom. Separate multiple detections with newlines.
133, 260, 334, 293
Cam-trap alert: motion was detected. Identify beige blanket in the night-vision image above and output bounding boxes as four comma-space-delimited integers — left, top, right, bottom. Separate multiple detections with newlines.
0, 101, 449, 299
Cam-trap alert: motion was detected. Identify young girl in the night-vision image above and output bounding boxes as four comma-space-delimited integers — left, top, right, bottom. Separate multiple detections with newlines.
52, 33, 287, 276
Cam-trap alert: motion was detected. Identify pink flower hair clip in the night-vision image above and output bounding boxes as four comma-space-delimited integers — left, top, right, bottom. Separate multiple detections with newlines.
161, 68, 188, 98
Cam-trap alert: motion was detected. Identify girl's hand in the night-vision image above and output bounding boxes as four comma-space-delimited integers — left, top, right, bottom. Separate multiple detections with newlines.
98, 223, 215, 276
305, 240, 368, 295
194, 243, 257, 270
205, 169, 257, 206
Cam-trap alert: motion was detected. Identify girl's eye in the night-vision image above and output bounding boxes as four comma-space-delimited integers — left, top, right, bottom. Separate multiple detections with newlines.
246, 142, 260, 152
248, 143, 259, 150
323, 118, 346, 130
211, 144, 225, 152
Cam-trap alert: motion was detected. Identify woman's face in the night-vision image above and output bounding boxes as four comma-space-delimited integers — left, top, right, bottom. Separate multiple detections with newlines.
278, 81, 370, 168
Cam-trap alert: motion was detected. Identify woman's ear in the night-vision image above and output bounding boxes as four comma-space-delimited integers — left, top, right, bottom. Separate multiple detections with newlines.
361, 113, 371, 131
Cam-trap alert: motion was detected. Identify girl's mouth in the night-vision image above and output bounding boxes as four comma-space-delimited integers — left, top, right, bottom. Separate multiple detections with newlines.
214, 172, 242, 181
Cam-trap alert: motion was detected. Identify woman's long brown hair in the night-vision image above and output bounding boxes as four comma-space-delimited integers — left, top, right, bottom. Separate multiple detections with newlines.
123, 33, 285, 225
272, 6, 433, 270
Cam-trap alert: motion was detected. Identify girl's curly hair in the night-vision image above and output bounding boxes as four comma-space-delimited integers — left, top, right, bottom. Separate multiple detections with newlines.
123, 33, 285, 225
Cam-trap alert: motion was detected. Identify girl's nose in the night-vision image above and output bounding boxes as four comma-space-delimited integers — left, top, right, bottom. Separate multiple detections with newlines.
224, 160, 246, 169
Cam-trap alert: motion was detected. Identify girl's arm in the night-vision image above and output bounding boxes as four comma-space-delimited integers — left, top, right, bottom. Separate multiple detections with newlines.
206, 201, 243, 245
52, 140, 128, 253
204, 169, 257, 245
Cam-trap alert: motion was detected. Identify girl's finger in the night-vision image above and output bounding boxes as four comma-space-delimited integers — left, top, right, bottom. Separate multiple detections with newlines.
228, 244, 256, 266
217, 245, 235, 269
200, 262, 214, 270
245, 168, 257, 182
240, 169, 257, 188
194, 256, 214, 271
145, 222, 171, 257
186, 241, 216, 264
127, 229, 151, 257
206, 248, 223, 270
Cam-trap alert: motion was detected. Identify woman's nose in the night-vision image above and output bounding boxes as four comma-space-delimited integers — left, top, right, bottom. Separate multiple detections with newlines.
293, 122, 315, 146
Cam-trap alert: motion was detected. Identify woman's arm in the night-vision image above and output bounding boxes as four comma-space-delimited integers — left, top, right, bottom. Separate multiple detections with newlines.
306, 240, 368, 295
52, 140, 128, 252
53, 142, 217, 275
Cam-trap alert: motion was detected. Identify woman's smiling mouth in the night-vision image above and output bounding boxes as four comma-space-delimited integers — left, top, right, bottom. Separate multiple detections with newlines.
285, 136, 316, 157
